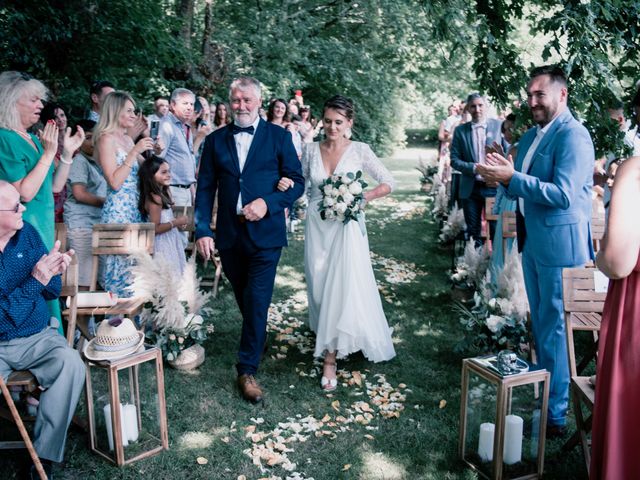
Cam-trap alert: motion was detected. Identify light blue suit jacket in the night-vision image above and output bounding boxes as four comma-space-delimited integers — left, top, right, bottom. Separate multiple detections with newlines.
450, 118, 504, 199
506, 109, 594, 267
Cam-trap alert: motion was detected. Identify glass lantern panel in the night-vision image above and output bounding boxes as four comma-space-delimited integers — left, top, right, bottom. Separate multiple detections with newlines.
463, 369, 498, 478
89, 357, 163, 462
501, 378, 546, 479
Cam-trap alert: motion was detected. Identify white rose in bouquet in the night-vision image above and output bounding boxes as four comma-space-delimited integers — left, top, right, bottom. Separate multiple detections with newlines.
325, 209, 335, 219
341, 175, 353, 185
486, 315, 504, 333
488, 298, 497, 310
335, 202, 348, 214
338, 184, 348, 195
348, 182, 363, 195
342, 191, 355, 204
323, 197, 335, 207
323, 184, 334, 196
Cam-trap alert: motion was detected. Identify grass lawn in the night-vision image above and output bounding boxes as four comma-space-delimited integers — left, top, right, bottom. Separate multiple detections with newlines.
2, 144, 587, 479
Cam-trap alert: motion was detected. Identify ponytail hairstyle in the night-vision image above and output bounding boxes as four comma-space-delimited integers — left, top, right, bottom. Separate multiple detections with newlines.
138, 155, 173, 216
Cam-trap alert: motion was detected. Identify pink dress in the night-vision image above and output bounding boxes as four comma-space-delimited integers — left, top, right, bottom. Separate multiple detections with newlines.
590, 253, 640, 479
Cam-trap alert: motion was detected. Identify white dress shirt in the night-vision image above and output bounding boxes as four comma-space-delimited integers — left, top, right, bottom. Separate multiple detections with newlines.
235, 117, 261, 213
519, 115, 558, 216
472, 122, 487, 180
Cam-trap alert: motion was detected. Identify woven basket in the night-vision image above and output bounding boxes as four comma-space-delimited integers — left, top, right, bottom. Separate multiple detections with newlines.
168, 344, 205, 371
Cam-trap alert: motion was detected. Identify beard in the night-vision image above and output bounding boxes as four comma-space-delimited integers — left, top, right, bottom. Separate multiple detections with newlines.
234, 110, 257, 127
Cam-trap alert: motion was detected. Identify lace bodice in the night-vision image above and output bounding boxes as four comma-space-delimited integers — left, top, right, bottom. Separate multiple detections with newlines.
302, 141, 395, 201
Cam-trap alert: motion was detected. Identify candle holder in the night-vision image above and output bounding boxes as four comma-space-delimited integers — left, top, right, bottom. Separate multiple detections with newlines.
459, 356, 550, 480
84, 346, 169, 466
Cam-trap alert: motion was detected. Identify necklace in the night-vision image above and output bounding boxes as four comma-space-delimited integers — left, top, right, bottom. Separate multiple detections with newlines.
13, 129, 32, 141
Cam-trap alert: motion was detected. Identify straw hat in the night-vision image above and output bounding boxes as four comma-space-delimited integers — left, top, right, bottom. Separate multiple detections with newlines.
83, 318, 145, 362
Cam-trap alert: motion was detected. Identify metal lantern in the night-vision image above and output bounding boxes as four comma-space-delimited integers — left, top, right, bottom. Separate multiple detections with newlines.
459, 356, 550, 480
84, 346, 169, 465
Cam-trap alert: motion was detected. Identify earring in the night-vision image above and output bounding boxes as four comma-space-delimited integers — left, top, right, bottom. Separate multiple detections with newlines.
344, 127, 352, 139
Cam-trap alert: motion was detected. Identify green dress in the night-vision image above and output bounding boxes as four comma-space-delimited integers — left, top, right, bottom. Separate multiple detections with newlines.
0, 129, 62, 330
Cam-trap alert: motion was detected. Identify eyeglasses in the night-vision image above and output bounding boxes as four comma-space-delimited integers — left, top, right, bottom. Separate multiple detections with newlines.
0, 203, 22, 213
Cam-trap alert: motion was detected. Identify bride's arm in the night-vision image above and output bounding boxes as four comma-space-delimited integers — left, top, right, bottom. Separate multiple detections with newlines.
361, 143, 394, 204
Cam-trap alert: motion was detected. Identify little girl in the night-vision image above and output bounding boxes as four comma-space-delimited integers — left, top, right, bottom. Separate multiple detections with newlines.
138, 155, 189, 274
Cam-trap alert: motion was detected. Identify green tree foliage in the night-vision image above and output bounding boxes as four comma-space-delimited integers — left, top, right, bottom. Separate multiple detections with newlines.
469, 0, 640, 157
1, 0, 639, 155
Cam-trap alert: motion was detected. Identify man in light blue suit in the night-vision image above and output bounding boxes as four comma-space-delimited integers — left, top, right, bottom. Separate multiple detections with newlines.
450, 93, 505, 246
477, 65, 594, 437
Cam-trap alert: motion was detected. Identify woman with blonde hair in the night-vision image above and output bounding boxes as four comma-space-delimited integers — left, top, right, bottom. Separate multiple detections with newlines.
0, 71, 84, 327
95, 91, 158, 296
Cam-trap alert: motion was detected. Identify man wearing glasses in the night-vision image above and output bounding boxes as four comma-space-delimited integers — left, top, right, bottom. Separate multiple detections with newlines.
0, 181, 84, 478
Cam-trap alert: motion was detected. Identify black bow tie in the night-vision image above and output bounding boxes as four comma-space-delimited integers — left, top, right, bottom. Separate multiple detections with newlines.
232, 124, 255, 135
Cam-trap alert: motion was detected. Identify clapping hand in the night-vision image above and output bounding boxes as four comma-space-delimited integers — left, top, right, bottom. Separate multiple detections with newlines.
31, 240, 75, 286
129, 113, 148, 141
476, 152, 515, 185
39, 121, 59, 161
62, 125, 85, 160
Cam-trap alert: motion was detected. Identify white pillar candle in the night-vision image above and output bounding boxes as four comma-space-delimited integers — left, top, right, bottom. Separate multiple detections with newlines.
478, 422, 495, 462
503, 414, 524, 465
123, 404, 139, 442
104, 403, 128, 451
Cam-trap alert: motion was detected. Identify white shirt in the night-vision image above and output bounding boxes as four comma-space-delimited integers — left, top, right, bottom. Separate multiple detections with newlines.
519, 115, 559, 217
472, 122, 487, 180
235, 116, 261, 214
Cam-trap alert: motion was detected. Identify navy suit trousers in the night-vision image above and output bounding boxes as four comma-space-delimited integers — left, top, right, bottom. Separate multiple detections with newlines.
218, 221, 282, 376
462, 181, 496, 248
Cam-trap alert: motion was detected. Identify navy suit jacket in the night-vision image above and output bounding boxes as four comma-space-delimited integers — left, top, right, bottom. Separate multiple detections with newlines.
506, 109, 594, 267
194, 119, 305, 250
450, 118, 505, 199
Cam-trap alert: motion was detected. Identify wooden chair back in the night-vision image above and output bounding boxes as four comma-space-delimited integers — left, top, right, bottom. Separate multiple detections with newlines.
90, 223, 155, 291
55, 222, 67, 251
61, 255, 79, 346
562, 267, 606, 474
171, 205, 195, 254
485, 197, 498, 221
591, 211, 606, 254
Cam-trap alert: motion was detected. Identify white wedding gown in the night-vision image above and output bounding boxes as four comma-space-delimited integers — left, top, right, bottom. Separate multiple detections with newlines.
303, 141, 396, 362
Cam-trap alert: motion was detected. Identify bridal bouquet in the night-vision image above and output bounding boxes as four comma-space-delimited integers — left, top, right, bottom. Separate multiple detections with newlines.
318, 170, 368, 224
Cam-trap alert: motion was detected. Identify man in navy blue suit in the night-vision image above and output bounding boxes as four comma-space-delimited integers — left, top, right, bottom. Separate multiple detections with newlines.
195, 77, 304, 403
478, 65, 594, 437
450, 93, 505, 247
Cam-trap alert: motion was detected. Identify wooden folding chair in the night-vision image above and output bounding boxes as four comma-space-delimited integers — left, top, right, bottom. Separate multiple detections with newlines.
485, 197, 497, 222
195, 198, 223, 297
55, 222, 67, 251
591, 211, 606, 255
171, 205, 195, 255
63, 223, 155, 341
561, 267, 607, 474
501, 210, 517, 264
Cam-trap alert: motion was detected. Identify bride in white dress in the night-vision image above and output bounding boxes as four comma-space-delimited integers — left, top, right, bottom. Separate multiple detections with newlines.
280, 95, 396, 391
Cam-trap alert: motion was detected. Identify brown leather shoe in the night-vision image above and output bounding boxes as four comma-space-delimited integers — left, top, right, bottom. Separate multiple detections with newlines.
237, 374, 263, 403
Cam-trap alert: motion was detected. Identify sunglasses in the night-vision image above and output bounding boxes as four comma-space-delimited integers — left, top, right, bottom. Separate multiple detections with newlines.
0, 203, 22, 213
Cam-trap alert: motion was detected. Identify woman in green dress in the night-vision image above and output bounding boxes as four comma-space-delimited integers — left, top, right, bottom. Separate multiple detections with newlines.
0, 71, 84, 331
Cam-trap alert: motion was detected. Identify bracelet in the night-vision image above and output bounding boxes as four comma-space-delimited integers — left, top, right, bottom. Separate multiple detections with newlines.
59, 157, 73, 165
123, 160, 133, 168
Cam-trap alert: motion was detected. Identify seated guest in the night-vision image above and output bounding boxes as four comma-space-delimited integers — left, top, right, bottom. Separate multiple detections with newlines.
63, 119, 107, 289
0, 181, 84, 479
